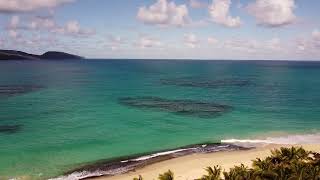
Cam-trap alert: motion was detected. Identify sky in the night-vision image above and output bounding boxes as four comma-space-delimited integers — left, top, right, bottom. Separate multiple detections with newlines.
0, 0, 320, 60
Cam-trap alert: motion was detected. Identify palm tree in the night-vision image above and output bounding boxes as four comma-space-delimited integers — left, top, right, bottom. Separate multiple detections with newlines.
311, 152, 320, 166
252, 158, 272, 170
223, 164, 254, 180
199, 166, 222, 180
136, 147, 320, 180
304, 165, 320, 180
269, 146, 310, 164
252, 169, 278, 180
158, 170, 174, 180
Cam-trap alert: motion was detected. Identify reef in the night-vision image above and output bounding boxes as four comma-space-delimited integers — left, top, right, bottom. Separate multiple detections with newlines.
0, 125, 22, 134
160, 77, 252, 89
0, 85, 43, 97
118, 96, 232, 118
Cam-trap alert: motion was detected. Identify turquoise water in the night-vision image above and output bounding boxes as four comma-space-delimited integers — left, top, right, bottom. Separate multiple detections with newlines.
0, 60, 320, 179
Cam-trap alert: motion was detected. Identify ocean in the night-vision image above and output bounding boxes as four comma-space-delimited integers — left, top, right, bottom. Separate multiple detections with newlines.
0, 59, 320, 179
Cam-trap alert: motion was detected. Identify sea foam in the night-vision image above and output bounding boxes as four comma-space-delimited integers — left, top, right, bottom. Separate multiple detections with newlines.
221, 133, 320, 146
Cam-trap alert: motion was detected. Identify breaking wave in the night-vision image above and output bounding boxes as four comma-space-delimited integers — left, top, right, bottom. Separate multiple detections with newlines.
221, 133, 320, 146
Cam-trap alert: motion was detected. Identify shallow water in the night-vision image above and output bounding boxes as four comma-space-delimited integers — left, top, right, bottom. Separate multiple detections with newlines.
0, 59, 320, 179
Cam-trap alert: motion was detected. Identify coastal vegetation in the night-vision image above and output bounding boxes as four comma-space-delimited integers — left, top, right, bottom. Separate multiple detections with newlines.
133, 147, 320, 180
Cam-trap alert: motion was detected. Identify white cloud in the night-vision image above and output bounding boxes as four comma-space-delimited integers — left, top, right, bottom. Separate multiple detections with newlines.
8, 29, 19, 39
296, 37, 308, 51
208, 0, 241, 28
6, 32, 61, 49
189, 0, 207, 8
207, 37, 218, 44
110, 46, 118, 51
184, 33, 199, 48
137, 0, 190, 27
266, 38, 281, 50
222, 37, 283, 54
312, 29, 320, 41
107, 35, 127, 51
109, 36, 125, 44
65, 21, 80, 34
0, 0, 75, 13
223, 38, 259, 53
9, 15, 20, 28
297, 29, 320, 52
6, 15, 95, 37
136, 36, 163, 48
247, 0, 296, 27
30, 16, 56, 30
54, 20, 95, 36
297, 41, 306, 51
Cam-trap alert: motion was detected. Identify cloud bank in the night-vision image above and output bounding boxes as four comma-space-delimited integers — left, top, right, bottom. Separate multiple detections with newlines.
208, 0, 241, 28
0, 0, 75, 13
137, 0, 190, 27
247, 0, 296, 27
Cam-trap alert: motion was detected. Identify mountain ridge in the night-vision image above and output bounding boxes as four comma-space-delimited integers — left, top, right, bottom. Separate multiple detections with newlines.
0, 49, 83, 60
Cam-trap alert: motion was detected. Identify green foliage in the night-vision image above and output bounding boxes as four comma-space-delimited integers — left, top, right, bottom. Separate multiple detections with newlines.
251, 146, 320, 180
158, 170, 174, 180
223, 164, 255, 180
133, 147, 320, 180
199, 166, 222, 180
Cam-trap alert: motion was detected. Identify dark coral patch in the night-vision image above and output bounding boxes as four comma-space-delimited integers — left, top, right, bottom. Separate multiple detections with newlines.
118, 97, 232, 118
0, 85, 43, 97
160, 77, 252, 89
0, 125, 22, 134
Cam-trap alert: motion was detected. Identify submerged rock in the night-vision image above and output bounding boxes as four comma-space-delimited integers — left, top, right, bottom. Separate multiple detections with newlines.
0, 125, 22, 134
0, 85, 43, 97
160, 77, 252, 89
118, 96, 232, 118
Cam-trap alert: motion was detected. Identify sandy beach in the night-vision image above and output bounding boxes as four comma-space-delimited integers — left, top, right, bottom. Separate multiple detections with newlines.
90, 144, 320, 180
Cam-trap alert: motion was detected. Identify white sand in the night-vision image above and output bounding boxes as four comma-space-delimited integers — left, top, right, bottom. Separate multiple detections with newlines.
90, 144, 320, 180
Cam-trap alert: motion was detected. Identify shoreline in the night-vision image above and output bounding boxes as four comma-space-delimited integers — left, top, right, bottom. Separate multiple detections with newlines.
51, 143, 248, 180
87, 143, 320, 180
50, 132, 320, 180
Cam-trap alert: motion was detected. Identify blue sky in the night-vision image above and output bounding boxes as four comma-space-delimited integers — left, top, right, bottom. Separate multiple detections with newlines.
0, 0, 320, 60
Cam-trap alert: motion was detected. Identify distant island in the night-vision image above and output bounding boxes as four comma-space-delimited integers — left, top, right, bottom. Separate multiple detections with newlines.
0, 49, 83, 60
